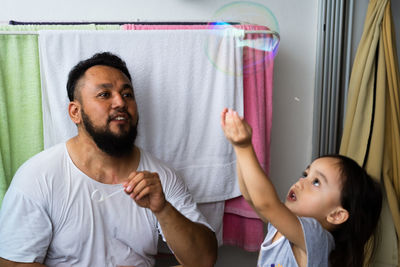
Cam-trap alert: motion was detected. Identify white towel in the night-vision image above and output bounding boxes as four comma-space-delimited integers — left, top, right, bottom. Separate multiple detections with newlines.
198, 202, 225, 245
39, 30, 243, 202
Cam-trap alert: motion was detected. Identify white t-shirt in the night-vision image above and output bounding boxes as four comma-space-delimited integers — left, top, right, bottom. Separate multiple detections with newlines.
0, 143, 211, 267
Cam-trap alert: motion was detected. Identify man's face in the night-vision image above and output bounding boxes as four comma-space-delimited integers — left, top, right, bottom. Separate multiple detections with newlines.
77, 65, 139, 157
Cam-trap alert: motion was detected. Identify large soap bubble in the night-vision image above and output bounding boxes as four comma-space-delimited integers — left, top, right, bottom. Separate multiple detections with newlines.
205, 1, 280, 76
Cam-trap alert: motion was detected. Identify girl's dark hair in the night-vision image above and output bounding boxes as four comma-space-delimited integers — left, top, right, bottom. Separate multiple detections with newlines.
66, 52, 132, 101
321, 155, 382, 267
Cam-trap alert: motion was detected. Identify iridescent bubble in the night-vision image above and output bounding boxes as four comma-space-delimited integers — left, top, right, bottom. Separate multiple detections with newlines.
205, 1, 280, 76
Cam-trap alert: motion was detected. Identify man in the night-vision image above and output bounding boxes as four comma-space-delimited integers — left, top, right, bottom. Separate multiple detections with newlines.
0, 52, 217, 267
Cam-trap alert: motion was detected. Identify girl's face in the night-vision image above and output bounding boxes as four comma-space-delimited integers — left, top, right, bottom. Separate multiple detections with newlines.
285, 157, 344, 227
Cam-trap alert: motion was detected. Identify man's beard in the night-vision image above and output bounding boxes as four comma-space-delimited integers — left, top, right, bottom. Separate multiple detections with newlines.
81, 107, 137, 157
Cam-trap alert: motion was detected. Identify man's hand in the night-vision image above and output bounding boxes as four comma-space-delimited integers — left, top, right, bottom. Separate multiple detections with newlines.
123, 171, 166, 213
221, 108, 252, 148
123, 171, 217, 266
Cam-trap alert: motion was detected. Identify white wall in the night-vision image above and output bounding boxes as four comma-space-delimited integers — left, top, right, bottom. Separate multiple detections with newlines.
0, 0, 319, 265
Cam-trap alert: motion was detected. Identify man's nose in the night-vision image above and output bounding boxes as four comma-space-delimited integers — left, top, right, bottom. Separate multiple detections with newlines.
111, 94, 126, 108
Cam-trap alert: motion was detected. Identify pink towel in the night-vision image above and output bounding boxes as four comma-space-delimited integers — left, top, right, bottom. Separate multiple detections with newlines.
122, 24, 275, 251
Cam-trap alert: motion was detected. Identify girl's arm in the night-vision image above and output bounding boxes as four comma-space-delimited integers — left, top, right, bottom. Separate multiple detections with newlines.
221, 109, 267, 221
236, 159, 269, 222
221, 109, 253, 205
221, 109, 306, 251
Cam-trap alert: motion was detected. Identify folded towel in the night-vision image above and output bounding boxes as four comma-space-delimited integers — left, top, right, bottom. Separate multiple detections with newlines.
197, 202, 225, 246
222, 213, 265, 252
38, 29, 244, 202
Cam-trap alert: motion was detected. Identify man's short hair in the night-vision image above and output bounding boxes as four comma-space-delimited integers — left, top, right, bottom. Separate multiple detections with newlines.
66, 52, 132, 101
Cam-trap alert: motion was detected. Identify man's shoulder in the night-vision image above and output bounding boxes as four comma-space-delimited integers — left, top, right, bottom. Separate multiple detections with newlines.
16, 143, 67, 175
8, 143, 68, 196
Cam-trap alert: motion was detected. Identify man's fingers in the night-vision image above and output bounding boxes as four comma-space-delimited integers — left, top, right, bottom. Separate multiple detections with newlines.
128, 178, 149, 198
124, 171, 160, 197
124, 172, 143, 193
131, 184, 159, 201
130, 178, 158, 199
124, 171, 151, 192
122, 171, 137, 187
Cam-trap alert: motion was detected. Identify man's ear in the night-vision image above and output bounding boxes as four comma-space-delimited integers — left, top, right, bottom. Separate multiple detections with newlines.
68, 101, 81, 124
327, 207, 349, 225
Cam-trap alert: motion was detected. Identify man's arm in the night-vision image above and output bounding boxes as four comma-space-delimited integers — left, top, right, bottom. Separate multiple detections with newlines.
123, 171, 217, 267
0, 258, 46, 267
0, 180, 52, 267
154, 202, 217, 267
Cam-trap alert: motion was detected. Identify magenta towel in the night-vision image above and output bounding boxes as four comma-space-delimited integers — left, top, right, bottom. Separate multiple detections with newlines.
222, 213, 264, 251
122, 24, 274, 251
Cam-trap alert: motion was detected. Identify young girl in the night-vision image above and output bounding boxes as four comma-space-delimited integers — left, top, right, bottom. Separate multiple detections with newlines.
221, 108, 382, 267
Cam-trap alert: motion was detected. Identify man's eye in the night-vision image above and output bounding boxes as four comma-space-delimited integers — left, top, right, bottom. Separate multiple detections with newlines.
312, 178, 320, 187
98, 92, 110, 98
122, 92, 134, 98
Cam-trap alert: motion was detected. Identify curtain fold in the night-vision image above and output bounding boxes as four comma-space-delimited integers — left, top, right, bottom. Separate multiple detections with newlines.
339, 0, 400, 265
0, 34, 44, 205
382, 0, 400, 264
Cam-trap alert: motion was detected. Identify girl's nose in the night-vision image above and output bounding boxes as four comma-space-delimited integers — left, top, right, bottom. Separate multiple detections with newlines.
295, 177, 305, 189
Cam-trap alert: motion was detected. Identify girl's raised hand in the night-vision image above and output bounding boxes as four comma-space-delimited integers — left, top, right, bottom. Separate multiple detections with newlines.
220, 108, 252, 148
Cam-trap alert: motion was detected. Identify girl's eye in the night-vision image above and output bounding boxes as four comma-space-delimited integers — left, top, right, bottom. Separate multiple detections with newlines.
301, 171, 307, 178
312, 178, 320, 187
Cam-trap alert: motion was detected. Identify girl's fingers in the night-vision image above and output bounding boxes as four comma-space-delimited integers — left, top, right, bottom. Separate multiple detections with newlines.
232, 111, 245, 131
221, 108, 228, 127
221, 108, 251, 146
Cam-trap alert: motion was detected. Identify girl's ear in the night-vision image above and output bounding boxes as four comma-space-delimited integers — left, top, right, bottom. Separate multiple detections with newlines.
327, 207, 349, 225
68, 101, 81, 124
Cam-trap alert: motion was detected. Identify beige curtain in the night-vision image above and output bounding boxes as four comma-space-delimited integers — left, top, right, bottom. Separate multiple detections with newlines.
340, 0, 400, 266
382, 0, 400, 265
